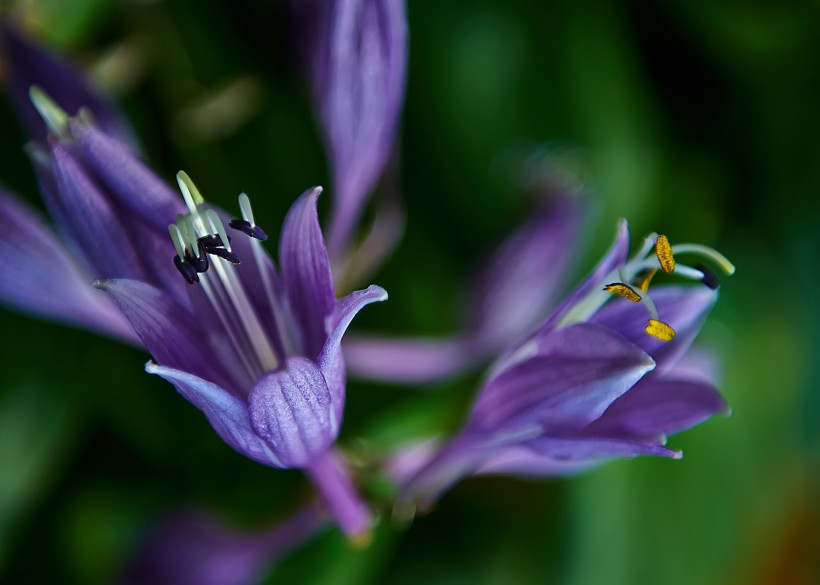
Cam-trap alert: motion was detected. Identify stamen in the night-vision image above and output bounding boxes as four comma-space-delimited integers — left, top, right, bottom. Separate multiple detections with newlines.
655, 235, 675, 273
671, 244, 736, 275
168, 224, 187, 260
636, 269, 657, 292
603, 283, 642, 302
173, 256, 199, 284
186, 248, 209, 273
695, 263, 721, 290
229, 218, 268, 241
205, 209, 233, 253
645, 319, 676, 342
177, 171, 205, 209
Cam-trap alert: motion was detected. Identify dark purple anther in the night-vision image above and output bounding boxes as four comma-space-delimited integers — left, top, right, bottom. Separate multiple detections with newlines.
173, 256, 199, 284
228, 219, 268, 241
185, 250, 209, 273
695, 264, 720, 290
205, 246, 241, 265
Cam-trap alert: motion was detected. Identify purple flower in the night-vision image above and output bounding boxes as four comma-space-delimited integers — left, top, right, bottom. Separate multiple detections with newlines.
397, 222, 734, 506
1, 93, 387, 538
302, 0, 408, 265
1, 21, 135, 146
119, 506, 324, 585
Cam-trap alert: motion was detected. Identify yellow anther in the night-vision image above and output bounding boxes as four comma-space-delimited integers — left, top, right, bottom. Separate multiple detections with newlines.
636, 269, 657, 293
655, 234, 675, 273
604, 283, 642, 303
645, 319, 676, 342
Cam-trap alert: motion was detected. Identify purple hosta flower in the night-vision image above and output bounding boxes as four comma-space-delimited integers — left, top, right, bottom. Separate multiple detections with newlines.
1, 21, 135, 146
398, 223, 734, 507
3, 92, 386, 538
343, 193, 584, 383
303, 0, 408, 267
120, 505, 324, 585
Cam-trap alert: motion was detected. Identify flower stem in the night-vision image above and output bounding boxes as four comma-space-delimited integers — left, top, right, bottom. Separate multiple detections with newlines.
305, 448, 372, 542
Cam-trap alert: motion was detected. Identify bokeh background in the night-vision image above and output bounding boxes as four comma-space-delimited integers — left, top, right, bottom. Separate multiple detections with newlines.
0, 0, 818, 583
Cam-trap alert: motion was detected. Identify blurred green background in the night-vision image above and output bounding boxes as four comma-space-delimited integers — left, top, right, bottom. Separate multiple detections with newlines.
0, 0, 817, 583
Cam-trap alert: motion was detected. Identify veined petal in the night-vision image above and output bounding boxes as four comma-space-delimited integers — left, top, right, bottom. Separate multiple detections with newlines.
470, 195, 584, 347
318, 285, 387, 424
146, 363, 272, 467
470, 323, 655, 435
343, 335, 482, 384
50, 144, 148, 280
1, 22, 135, 145
248, 357, 335, 469
308, 0, 408, 256
0, 185, 136, 341
97, 279, 232, 390
590, 285, 718, 370
584, 377, 729, 441
68, 119, 184, 229
279, 187, 336, 357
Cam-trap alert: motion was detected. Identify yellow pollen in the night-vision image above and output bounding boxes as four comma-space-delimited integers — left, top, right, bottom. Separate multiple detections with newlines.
604, 283, 642, 303
646, 319, 676, 342
656, 235, 675, 273
636, 269, 657, 293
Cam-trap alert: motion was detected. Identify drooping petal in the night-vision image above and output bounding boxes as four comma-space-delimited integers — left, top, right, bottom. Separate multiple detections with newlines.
583, 377, 729, 441
248, 357, 335, 468
49, 143, 148, 280
470, 323, 655, 435
590, 285, 718, 370
318, 284, 387, 424
97, 279, 232, 390
146, 363, 272, 466
343, 335, 483, 384
306, 0, 408, 258
474, 446, 598, 478
120, 506, 324, 585
68, 119, 184, 229
0, 185, 136, 341
0, 22, 134, 145
522, 435, 681, 460
470, 195, 584, 347
279, 187, 336, 357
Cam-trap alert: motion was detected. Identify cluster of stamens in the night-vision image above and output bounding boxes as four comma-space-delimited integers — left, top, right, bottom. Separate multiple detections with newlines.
600, 233, 734, 342
557, 230, 734, 342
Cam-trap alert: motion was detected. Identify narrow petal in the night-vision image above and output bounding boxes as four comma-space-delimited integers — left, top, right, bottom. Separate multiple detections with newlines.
120, 506, 323, 585
49, 143, 148, 280
97, 279, 232, 390
343, 335, 482, 384
318, 285, 387, 424
584, 377, 729, 441
304, 448, 372, 539
474, 446, 598, 478
470, 195, 584, 347
522, 435, 681, 460
68, 119, 184, 229
470, 323, 655, 435
590, 285, 718, 370
0, 185, 136, 341
146, 363, 272, 466
279, 187, 336, 357
306, 0, 408, 257
1, 23, 135, 145
248, 357, 335, 468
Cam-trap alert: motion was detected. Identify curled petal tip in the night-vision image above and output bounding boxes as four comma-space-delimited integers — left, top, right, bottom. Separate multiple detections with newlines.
365, 284, 389, 302
672, 450, 683, 460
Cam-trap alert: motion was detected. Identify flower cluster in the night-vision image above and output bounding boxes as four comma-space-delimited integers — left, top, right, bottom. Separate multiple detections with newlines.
0, 5, 733, 583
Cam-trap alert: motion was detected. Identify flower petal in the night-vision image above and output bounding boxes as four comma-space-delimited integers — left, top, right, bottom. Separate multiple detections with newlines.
0, 185, 136, 341
68, 119, 184, 229
146, 363, 272, 466
522, 435, 681, 460
590, 285, 718, 370
49, 143, 149, 280
318, 285, 387, 424
474, 446, 598, 478
248, 357, 335, 468
470, 323, 655, 435
97, 279, 232, 390
470, 195, 584, 347
1, 23, 135, 145
307, 0, 408, 257
584, 377, 729, 441
279, 187, 336, 357
343, 335, 482, 384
